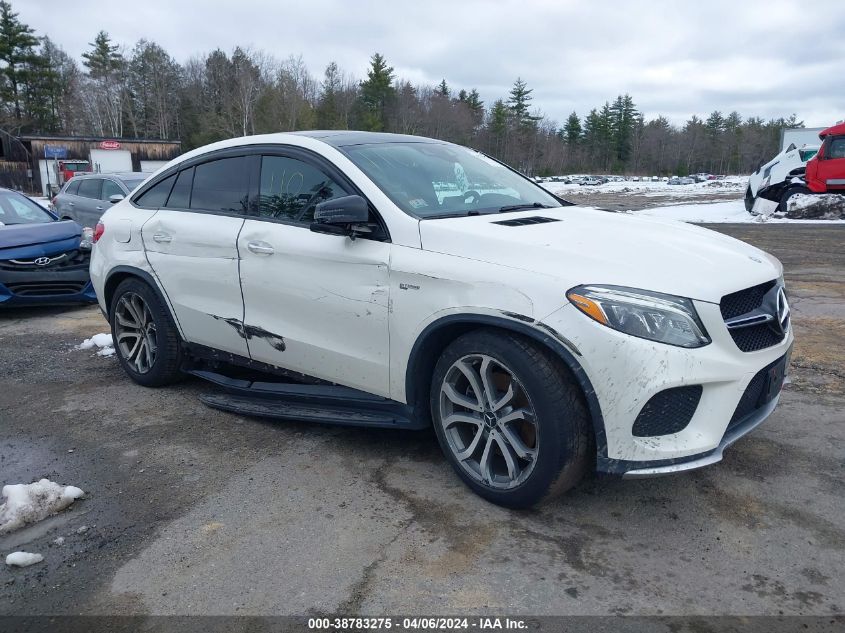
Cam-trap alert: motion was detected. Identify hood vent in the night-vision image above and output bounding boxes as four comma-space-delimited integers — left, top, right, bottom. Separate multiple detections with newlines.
492, 216, 561, 227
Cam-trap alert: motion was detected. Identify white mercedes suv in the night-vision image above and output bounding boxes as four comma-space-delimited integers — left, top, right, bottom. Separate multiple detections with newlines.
90, 132, 793, 508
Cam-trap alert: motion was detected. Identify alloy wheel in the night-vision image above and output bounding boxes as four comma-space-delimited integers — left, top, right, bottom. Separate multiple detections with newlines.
114, 292, 158, 374
439, 354, 539, 489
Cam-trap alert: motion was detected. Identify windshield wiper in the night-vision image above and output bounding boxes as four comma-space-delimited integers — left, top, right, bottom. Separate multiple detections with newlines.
497, 202, 552, 213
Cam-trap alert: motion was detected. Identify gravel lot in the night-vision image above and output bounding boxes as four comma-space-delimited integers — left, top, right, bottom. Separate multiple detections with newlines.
1, 223, 843, 618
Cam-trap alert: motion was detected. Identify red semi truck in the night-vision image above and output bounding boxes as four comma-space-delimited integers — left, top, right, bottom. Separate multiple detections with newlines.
804, 121, 845, 193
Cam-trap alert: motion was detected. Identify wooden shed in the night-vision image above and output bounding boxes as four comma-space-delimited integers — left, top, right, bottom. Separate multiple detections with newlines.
0, 135, 182, 196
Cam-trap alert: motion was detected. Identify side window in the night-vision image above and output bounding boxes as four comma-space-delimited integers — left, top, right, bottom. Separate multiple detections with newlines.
65, 180, 80, 195
259, 155, 349, 223
77, 179, 102, 199
829, 137, 845, 160
134, 174, 176, 208
191, 157, 249, 213
166, 167, 194, 209
101, 180, 124, 200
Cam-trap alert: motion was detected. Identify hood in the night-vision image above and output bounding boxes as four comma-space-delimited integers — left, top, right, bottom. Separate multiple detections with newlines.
0, 220, 82, 259
418, 207, 782, 304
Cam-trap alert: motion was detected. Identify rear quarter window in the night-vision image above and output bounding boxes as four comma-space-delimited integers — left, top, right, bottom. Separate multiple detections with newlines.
64, 180, 81, 195
134, 174, 176, 208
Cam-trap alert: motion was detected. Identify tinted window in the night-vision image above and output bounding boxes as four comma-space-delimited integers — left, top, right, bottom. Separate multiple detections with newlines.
77, 178, 102, 199
166, 167, 194, 209
102, 179, 124, 200
258, 156, 349, 223
191, 157, 249, 213
65, 180, 80, 195
829, 137, 845, 160
135, 174, 176, 208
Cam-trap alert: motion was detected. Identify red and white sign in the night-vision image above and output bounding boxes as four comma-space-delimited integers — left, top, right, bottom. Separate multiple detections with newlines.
99, 140, 121, 150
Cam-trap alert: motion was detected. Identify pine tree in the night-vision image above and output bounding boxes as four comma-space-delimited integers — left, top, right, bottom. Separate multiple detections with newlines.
434, 79, 450, 99
81, 30, 127, 136
489, 99, 508, 137
82, 31, 123, 78
609, 94, 637, 166
20, 42, 57, 131
563, 111, 581, 145
507, 77, 537, 127
465, 88, 484, 125
317, 61, 342, 128
0, 0, 39, 123
357, 52, 394, 131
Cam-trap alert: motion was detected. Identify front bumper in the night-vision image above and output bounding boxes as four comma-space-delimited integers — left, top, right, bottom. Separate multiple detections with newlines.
539, 299, 793, 469
602, 394, 779, 477
0, 267, 97, 307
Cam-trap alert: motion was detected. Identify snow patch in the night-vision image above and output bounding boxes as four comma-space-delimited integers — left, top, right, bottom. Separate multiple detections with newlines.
633, 199, 845, 224
541, 176, 748, 199
0, 479, 85, 534
786, 193, 845, 220
5, 552, 44, 567
78, 332, 115, 357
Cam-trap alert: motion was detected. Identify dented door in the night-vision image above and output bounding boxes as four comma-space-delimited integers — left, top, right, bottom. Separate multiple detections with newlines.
142, 210, 248, 356
238, 220, 391, 395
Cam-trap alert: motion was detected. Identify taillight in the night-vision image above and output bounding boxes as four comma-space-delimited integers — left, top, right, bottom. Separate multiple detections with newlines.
93, 222, 105, 243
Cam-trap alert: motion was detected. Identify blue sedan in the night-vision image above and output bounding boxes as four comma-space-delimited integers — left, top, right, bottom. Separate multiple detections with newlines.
0, 188, 97, 307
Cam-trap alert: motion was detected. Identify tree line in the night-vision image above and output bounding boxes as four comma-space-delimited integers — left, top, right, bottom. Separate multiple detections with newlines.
0, 0, 805, 176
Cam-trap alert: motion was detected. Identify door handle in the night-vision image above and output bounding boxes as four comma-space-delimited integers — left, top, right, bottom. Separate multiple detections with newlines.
68, 202, 74, 206
96, 206, 104, 210
247, 241, 274, 255
153, 233, 172, 243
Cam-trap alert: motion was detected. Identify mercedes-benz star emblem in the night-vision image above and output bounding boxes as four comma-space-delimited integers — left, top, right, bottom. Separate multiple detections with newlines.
775, 287, 790, 335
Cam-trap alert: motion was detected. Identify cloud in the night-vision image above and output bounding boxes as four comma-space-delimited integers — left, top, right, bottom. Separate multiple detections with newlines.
18, 0, 844, 127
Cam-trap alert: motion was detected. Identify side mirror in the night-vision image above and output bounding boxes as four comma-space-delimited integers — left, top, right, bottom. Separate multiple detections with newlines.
310, 195, 370, 237
109, 194, 124, 204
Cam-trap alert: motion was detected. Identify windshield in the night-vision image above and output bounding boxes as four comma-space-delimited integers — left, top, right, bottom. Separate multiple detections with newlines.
0, 191, 55, 226
799, 149, 818, 162
342, 142, 562, 218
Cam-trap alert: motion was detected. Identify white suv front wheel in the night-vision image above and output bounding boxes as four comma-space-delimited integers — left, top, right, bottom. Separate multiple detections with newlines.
430, 329, 592, 508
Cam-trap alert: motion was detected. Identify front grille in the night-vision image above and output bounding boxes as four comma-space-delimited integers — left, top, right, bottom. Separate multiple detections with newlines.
0, 249, 90, 271
727, 354, 786, 433
720, 280, 776, 320
729, 323, 787, 353
720, 279, 787, 352
632, 385, 703, 437
493, 216, 560, 227
5, 281, 87, 296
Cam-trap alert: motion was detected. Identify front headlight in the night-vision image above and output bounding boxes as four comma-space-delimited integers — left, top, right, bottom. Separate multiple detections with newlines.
79, 227, 94, 251
567, 285, 711, 348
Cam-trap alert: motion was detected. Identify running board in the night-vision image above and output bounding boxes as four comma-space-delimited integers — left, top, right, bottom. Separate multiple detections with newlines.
188, 369, 426, 430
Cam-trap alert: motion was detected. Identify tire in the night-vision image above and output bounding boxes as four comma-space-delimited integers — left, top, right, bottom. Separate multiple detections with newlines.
429, 329, 592, 508
109, 278, 183, 387
744, 186, 755, 213
778, 185, 810, 214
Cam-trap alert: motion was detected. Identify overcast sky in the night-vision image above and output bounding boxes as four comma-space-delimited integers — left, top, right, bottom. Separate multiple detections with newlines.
19, 0, 844, 128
